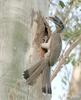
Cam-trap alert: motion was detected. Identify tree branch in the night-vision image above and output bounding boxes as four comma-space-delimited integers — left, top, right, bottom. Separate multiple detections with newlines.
51, 34, 81, 81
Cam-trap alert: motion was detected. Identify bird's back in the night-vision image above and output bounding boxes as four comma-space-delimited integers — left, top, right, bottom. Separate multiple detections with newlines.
49, 32, 62, 66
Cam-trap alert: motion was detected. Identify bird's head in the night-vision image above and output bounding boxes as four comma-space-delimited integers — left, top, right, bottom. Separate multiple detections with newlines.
48, 16, 64, 33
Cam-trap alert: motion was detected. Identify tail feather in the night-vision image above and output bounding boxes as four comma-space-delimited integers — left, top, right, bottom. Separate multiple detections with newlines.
26, 59, 47, 85
23, 60, 42, 80
23, 59, 52, 94
42, 65, 52, 94
23, 70, 30, 79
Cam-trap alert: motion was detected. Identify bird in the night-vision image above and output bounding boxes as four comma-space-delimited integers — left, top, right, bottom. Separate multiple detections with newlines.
23, 15, 64, 94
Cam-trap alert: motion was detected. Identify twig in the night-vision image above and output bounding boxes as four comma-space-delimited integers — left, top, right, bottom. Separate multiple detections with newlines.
58, 39, 70, 61
51, 34, 81, 81
59, 33, 79, 61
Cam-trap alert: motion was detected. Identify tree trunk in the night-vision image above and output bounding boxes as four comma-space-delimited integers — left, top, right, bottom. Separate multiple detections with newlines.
0, 0, 50, 100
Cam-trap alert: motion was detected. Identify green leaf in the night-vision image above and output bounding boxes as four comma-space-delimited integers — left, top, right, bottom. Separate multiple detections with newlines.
65, 54, 76, 64
72, 59, 76, 65
78, 0, 81, 2
59, 1, 65, 8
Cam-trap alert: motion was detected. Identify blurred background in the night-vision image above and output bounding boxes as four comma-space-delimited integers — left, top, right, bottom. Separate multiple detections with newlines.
0, 0, 81, 100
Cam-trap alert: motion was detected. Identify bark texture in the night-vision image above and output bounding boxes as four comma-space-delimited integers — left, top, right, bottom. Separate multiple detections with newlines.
0, 0, 50, 100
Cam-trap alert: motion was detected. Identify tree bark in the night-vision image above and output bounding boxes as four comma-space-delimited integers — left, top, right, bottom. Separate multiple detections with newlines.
0, 0, 50, 100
